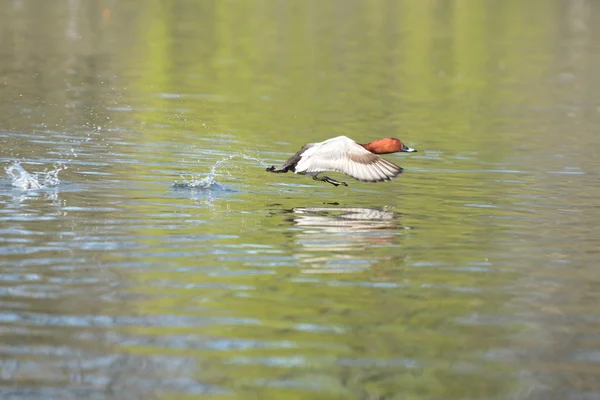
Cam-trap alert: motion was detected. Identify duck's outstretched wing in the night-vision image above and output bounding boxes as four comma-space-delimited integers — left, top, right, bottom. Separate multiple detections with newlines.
295, 136, 403, 182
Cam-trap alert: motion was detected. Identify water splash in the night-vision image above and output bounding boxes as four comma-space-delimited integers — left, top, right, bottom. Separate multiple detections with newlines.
5, 162, 66, 190
173, 174, 224, 190
173, 152, 268, 190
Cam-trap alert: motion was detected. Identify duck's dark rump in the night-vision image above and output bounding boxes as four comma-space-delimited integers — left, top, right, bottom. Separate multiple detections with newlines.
266, 143, 314, 173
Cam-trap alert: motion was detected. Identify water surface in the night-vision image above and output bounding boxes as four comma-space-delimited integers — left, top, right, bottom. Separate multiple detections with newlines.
1, 1, 600, 399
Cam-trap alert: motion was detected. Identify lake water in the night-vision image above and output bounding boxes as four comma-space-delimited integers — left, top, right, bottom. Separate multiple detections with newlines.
1, 1, 600, 399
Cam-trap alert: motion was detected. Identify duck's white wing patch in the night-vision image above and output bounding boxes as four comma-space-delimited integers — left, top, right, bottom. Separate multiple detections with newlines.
295, 136, 403, 182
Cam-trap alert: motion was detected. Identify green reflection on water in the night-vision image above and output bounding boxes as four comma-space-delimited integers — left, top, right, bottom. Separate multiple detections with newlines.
112, 2, 556, 398
2, 0, 599, 399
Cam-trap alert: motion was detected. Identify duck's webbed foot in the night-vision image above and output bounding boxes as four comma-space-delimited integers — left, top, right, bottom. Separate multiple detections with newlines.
313, 175, 348, 187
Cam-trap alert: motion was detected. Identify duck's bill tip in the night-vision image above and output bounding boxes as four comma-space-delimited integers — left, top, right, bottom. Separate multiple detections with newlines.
400, 143, 417, 152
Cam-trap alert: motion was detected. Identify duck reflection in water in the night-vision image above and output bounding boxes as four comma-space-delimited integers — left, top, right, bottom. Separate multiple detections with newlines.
279, 206, 409, 274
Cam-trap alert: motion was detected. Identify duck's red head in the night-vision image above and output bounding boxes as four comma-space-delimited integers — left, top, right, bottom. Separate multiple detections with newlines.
362, 138, 417, 154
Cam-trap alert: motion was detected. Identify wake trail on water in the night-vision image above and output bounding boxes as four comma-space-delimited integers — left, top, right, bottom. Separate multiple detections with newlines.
173, 152, 268, 190
5, 162, 66, 190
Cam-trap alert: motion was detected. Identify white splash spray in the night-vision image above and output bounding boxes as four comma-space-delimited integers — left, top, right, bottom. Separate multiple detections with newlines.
174, 152, 268, 190
5, 162, 66, 190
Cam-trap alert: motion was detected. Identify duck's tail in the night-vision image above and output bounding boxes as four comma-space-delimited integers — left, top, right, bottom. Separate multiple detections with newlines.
266, 166, 290, 173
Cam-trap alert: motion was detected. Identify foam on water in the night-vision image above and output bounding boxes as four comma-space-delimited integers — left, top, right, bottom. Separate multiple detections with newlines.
5, 162, 66, 190
174, 152, 268, 190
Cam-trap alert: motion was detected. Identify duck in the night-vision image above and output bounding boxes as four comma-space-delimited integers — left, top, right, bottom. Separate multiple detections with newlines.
266, 136, 417, 186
